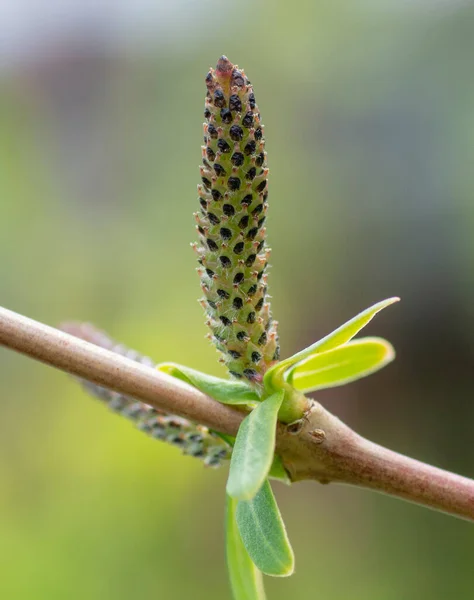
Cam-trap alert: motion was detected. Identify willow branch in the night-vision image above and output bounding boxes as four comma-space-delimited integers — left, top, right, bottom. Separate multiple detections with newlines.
0, 306, 243, 436
1, 305, 473, 522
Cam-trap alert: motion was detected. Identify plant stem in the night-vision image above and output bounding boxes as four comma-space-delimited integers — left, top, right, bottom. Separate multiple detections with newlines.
344, 436, 474, 521
0, 306, 243, 436
1, 305, 473, 522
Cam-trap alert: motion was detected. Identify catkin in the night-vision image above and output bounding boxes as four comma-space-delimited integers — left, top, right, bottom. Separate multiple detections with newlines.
194, 56, 280, 388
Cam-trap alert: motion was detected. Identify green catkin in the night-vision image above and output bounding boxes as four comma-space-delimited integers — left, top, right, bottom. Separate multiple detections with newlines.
194, 56, 280, 387
62, 323, 231, 467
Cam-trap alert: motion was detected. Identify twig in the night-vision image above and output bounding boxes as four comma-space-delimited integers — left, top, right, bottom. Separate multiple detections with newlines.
1, 305, 473, 522
0, 306, 244, 436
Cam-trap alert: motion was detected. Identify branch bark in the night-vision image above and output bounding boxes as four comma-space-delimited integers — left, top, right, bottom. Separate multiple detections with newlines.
1, 305, 473, 522
0, 306, 244, 436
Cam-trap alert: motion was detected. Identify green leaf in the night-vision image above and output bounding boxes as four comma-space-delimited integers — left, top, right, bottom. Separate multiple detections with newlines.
288, 337, 395, 393
268, 455, 291, 485
236, 480, 294, 577
157, 362, 260, 406
226, 494, 267, 600
264, 297, 399, 390
227, 391, 284, 501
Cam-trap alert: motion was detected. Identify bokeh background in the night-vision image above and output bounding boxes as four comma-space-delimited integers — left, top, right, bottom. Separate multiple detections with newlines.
1, 1, 474, 598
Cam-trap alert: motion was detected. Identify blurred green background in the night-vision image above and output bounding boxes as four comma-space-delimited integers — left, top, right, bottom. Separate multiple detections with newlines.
1, 1, 474, 598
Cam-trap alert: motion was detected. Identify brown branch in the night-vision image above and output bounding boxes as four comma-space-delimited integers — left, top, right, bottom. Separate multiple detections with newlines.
1, 305, 473, 522
277, 403, 474, 522
0, 306, 244, 436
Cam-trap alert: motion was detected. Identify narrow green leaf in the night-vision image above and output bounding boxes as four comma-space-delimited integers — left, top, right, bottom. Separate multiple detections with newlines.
157, 362, 260, 405
236, 480, 294, 577
264, 297, 399, 389
227, 391, 284, 501
288, 337, 395, 393
226, 494, 267, 600
268, 455, 291, 485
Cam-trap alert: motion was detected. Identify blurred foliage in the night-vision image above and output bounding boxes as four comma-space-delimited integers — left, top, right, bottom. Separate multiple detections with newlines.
1, 1, 474, 598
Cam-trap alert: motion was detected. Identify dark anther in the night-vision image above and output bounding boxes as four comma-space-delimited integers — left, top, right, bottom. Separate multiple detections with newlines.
244, 140, 256, 155
207, 212, 220, 225
231, 152, 244, 166
233, 272, 244, 284
217, 139, 231, 153
207, 300, 217, 309
229, 125, 244, 141
231, 71, 245, 88
206, 147, 216, 161
219, 256, 232, 268
255, 297, 264, 311
252, 203, 263, 216
223, 204, 236, 217
247, 311, 256, 324
256, 180, 267, 193
220, 315, 232, 326
246, 227, 258, 240
214, 89, 226, 108
243, 368, 258, 381
242, 112, 254, 128
247, 284, 257, 296
254, 127, 263, 140
228, 349, 241, 359
169, 435, 185, 446
220, 227, 232, 240
257, 220, 266, 232
258, 332, 267, 346
251, 351, 262, 363
241, 194, 253, 207
202, 177, 211, 189
205, 268, 215, 277
214, 163, 226, 177
255, 152, 265, 167
233, 241, 244, 254
245, 254, 256, 267
248, 93, 256, 109
236, 331, 248, 341
220, 108, 233, 124
190, 448, 205, 458
233, 297, 243, 310
238, 215, 250, 228
207, 239, 218, 252
211, 189, 222, 201
273, 347, 281, 360
228, 177, 241, 191
204, 108, 211, 119
208, 124, 218, 138
217, 289, 230, 299
257, 269, 265, 280
229, 370, 242, 379
199, 199, 207, 210
229, 94, 242, 112
246, 167, 257, 181
197, 225, 205, 235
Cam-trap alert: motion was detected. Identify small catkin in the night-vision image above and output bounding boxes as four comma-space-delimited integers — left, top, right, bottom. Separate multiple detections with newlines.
62, 323, 230, 467
194, 56, 280, 387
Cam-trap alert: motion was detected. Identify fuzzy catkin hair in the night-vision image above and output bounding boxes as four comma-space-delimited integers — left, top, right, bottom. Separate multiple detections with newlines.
193, 56, 280, 388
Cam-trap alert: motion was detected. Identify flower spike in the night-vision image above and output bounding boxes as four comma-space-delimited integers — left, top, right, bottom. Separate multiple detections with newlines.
196, 56, 279, 387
